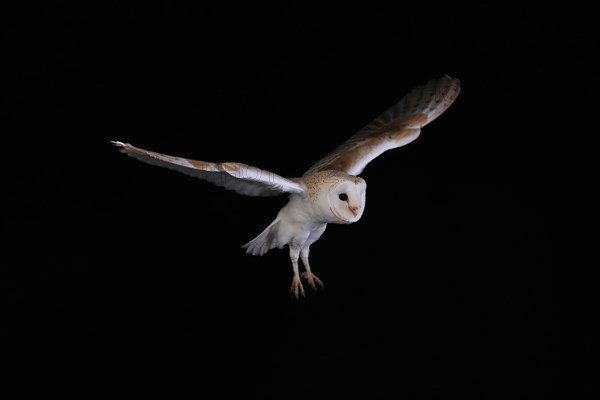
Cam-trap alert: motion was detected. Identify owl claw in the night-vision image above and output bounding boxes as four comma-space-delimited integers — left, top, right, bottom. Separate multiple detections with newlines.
301, 272, 324, 291
290, 275, 305, 299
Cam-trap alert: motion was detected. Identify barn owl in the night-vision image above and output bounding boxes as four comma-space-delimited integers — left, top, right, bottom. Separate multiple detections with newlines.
112, 76, 460, 298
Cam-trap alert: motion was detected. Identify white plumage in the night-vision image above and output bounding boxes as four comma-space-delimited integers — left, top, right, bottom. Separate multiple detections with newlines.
112, 76, 461, 298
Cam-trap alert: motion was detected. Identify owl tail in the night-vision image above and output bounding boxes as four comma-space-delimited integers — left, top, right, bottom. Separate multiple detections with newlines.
242, 218, 283, 256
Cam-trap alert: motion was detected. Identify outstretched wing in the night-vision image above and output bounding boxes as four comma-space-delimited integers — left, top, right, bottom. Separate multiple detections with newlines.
304, 76, 461, 176
112, 141, 305, 197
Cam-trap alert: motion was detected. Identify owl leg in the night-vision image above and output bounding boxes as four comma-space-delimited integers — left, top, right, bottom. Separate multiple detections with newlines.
300, 248, 324, 291
289, 245, 305, 299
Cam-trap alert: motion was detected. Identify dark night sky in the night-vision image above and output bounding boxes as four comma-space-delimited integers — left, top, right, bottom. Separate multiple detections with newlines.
3, 2, 593, 398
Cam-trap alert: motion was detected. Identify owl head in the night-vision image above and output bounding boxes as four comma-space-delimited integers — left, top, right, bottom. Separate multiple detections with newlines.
307, 171, 366, 224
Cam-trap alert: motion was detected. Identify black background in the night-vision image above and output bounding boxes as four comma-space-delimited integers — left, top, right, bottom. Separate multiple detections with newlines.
3, 2, 591, 398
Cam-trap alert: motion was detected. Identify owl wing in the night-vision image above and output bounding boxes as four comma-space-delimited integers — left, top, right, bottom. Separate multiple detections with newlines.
304, 76, 461, 176
112, 141, 306, 197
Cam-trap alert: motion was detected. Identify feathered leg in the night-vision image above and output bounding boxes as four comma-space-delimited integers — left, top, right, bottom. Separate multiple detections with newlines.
300, 248, 324, 291
289, 245, 305, 299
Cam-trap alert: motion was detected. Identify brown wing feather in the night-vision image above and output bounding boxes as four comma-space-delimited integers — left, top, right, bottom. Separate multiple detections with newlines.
304, 76, 461, 176
112, 141, 305, 197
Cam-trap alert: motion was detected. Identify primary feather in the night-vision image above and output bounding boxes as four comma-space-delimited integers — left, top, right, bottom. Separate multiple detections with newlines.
112, 141, 305, 197
304, 75, 461, 176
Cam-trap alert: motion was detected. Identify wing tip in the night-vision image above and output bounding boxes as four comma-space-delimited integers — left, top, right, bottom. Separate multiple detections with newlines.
442, 73, 457, 80
111, 140, 132, 154
438, 74, 460, 90
111, 140, 125, 146
441, 74, 461, 88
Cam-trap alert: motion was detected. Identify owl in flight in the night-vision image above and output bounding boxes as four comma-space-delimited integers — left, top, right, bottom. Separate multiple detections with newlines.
113, 76, 460, 298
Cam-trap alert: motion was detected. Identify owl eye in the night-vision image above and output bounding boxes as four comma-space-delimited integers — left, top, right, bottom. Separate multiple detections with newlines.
338, 193, 348, 201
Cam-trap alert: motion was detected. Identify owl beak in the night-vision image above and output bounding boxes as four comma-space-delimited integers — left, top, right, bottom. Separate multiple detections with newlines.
348, 206, 359, 217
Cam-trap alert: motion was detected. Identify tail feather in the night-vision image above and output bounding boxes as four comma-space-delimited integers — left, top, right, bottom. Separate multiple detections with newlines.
242, 219, 283, 256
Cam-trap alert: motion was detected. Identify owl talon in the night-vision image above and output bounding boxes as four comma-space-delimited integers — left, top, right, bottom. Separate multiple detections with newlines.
301, 272, 324, 291
290, 275, 306, 299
